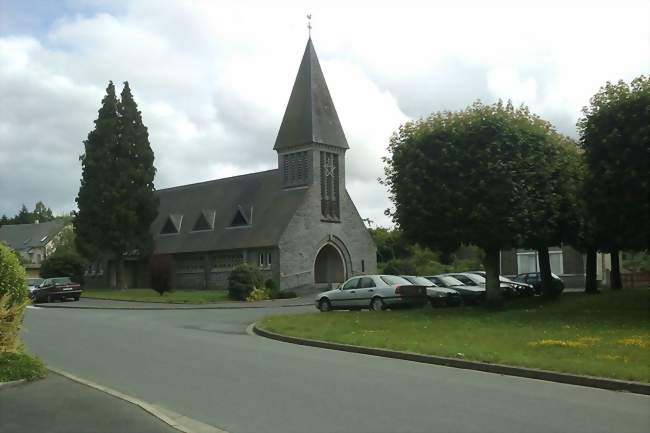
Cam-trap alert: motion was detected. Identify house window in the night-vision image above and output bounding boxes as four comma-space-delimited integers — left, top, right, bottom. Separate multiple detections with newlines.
259, 253, 264, 267
362, 259, 365, 273
320, 152, 340, 219
517, 250, 563, 275
266, 252, 272, 266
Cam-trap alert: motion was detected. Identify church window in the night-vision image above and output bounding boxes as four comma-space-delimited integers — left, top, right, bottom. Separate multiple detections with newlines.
320, 152, 340, 219
362, 260, 365, 272
283, 151, 308, 187
259, 252, 264, 267
266, 252, 272, 266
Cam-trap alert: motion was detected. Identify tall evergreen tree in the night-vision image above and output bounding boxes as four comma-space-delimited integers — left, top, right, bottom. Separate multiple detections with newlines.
75, 81, 158, 289
14, 204, 34, 224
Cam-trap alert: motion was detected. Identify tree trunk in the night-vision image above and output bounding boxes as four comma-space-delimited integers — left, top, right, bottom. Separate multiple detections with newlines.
611, 250, 622, 289
585, 247, 598, 293
537, 246, 556, 299
484, 248, 502, 306
116, 255, 126, 290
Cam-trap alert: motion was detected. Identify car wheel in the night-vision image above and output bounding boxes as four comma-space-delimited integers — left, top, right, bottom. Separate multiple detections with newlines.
318, 298, 332, 312
370, 297, 385, 311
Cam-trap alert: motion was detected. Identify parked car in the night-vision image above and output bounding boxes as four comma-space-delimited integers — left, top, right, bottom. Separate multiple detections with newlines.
511, 272, 564, 295
30, 277, 82, 303
461, 272, 533, 297
315, 275, 428, 312
424, 275, 485, 304
401, 276, 463, 307
26, 278, 44, 295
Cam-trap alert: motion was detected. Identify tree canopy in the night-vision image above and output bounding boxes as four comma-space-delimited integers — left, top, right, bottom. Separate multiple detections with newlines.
0, 202, 55, 226
578, 76, 649, 253
384, 100, 571, 302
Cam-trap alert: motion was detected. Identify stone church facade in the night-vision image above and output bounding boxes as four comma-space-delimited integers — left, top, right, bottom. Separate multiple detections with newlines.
86, 38, 377, 291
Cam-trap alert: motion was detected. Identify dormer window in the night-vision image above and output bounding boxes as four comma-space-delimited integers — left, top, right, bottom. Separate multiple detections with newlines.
229, 205, 252, 228
192, 210, 216, 232
160, 214, 183, 235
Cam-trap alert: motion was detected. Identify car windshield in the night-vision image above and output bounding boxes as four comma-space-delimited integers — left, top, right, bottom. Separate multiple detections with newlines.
27, 278, 43, 286
500, 276, 516, 283
462, 274, 485, 284
437, 275, 464, 286
380, 275, 411, 286
406, 276, 434, 286
52, 277, 73, 284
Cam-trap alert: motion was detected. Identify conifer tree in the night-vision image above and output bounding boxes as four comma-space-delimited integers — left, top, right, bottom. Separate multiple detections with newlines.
75, 81, 158, 289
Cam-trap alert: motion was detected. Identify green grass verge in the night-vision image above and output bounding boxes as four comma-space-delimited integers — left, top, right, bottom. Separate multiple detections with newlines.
259, 289, 650, 382
83, 288, 230, 304
0, 351, 47, 382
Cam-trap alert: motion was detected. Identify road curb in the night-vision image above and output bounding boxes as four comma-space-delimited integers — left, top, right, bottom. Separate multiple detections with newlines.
252, 324, 650, 396
0, 379, 27, 390
47, 367, 228, 433
33, 301, 312, 311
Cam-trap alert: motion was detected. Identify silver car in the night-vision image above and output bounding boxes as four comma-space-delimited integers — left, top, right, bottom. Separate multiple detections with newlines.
315, 275, 428, 312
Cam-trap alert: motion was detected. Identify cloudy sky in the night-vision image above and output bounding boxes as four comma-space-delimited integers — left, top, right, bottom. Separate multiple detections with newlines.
1, 0, 648, 226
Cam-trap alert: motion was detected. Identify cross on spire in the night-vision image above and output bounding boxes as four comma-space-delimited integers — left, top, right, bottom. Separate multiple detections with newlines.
307, 14, 312, 38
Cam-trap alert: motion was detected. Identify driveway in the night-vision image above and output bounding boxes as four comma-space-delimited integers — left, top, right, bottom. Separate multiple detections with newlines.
21, 304, 650, 433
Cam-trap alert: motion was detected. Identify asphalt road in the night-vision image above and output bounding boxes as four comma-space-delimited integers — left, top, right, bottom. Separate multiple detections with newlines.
0, 372, 180, 433
22, 304, 650, 433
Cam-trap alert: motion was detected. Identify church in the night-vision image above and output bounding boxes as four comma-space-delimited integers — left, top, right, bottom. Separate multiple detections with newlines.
87, 38, 377, 291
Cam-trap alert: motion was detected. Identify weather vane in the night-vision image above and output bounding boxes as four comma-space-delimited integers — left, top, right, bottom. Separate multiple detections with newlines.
307, 14, 312, 38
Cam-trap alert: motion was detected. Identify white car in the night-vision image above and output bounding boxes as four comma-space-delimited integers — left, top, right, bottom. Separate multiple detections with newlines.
315, 275, 428, 312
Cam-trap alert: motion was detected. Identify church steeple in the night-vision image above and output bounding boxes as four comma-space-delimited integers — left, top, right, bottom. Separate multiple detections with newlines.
274, 38, 349, 151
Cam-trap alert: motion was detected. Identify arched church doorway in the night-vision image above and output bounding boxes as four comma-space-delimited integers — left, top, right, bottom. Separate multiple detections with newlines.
314, 243, 345, 284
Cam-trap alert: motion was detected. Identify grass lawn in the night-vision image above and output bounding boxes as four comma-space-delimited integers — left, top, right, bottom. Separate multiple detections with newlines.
0, 351, 47, 382
259, 289, 650, 382
83, 288, 230, 304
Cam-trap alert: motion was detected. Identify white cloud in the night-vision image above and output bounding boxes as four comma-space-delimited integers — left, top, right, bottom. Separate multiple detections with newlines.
0, 0, 648, 228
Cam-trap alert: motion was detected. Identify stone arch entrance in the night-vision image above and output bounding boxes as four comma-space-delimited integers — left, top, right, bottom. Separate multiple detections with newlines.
314, 243, 345, 284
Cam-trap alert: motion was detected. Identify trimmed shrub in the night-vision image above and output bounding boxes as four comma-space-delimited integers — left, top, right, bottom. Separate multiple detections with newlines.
0, 243, 27, 306
228, 263, 263, 301
246, 287, 270, 302
40, 251, 86, 285
149, 254, 173, 295
0, 243, 28, 352
265, 278, 280, 298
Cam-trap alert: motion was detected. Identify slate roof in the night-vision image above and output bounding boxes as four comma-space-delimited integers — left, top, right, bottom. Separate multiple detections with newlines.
0, 220, 65, 251
153, 169, 307, 255
274, 38, 349, 151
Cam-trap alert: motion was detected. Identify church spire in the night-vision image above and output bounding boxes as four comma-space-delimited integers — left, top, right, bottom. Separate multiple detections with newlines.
274, 38, 349, 151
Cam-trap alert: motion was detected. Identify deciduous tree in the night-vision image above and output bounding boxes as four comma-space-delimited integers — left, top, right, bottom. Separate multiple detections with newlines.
384, 101, 563, 304
578, 76, 650, 289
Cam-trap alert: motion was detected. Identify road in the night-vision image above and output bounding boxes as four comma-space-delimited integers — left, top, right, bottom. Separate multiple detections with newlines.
22, 303, 650, 433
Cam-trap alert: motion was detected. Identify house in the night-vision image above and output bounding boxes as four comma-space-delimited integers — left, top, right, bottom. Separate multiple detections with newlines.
500, 245, 613, 288
86, 37, 377, 290
0, 220, 69, 277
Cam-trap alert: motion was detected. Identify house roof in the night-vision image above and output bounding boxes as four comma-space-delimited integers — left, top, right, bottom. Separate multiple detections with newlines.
274, 38, 349, 151
0, 220, 65, 251
153, 169, 307, 255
